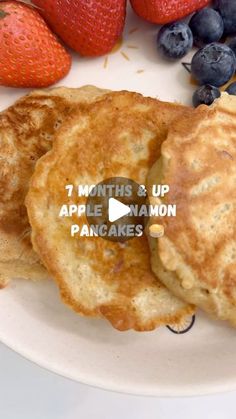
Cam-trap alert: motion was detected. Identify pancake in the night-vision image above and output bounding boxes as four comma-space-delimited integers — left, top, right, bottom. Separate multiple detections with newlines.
148, 93, 236, 327
0, 85, 109, 287
26, 91, 194, 331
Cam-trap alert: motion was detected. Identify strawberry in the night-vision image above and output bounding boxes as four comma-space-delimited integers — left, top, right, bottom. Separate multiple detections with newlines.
130, 0, 211, 24
0, 1, 71, 88
32, 0, 127, 57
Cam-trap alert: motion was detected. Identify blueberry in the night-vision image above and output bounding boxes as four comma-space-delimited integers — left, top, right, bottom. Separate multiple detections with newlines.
191, 43, 235, 87
228, 38, 236, 57
226, 81, 236, 95
192, 85, 221, 107
214, 0, 236, 35
189, 8, 224, 47
157, 22, 193, 60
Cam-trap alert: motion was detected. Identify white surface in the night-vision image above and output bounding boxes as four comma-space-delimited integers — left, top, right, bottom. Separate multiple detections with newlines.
1, 277, 236, 397
0, 342, 235, 419
0, 6, 235, 398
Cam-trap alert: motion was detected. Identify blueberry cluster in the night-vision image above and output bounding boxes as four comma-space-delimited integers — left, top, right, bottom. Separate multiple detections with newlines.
157, 0, 236, 107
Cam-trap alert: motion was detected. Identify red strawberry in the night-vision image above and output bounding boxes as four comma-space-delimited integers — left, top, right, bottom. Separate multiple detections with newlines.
0, 1, 71, 88
32, 0, 127, 57
130, 0, 211, 24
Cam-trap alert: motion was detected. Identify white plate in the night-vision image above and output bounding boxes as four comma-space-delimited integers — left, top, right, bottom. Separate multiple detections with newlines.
0, 7, 236, 397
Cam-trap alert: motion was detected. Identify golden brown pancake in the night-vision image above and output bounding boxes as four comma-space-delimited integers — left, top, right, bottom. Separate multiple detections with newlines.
0, 85, 109, 286
26, 91, 194, 331
148, 93, 236, 327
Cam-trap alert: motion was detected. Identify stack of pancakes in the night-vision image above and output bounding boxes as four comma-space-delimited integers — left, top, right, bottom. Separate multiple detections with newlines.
0, 86, 109, 285
1, 85, 235, 331
148, 93, 236, 327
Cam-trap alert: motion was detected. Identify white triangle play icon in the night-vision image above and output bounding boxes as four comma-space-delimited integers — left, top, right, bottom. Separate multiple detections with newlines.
108, 198, 131, 223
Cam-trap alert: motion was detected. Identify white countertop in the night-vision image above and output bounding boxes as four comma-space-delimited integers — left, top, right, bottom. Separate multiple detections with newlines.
0, 343, 235, 419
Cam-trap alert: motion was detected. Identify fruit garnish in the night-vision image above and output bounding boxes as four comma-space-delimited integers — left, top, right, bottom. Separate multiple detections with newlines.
157, 22, 193, 60
228, 38, 236, 56
226, 82, 236, 95
0, 1, 71, 88
193, 85, 221, 107
215, 0, 236, 35
189, 8, 224, 47
0, 10, 9, 18
130, 0, 210, 24
32, 0, 127, 57
191, 43, 235, 87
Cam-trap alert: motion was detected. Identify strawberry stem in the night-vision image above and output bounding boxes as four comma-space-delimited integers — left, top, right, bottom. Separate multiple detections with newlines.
182, 62, 191, 74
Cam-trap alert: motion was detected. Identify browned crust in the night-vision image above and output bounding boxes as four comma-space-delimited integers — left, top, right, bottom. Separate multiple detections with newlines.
0, 85, 109, 282
26, 91, 195, 331
149, 94, 236, 326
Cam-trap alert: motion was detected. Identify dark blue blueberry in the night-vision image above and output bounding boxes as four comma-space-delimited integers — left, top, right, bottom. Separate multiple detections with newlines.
226, 81, 236, 95
157, 22, 193, 60
228, 38, 236, 57
189, 8, 224, 47
214, 0, 236, 35
192, 85, 221, 107
191, 43, 235, 87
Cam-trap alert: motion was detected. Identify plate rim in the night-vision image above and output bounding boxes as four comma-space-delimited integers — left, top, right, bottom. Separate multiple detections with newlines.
1, 333, 236, 397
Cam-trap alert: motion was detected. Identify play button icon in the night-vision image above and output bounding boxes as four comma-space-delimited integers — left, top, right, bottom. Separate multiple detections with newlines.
108, 198, 131, 223
86, 177, 149, 242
